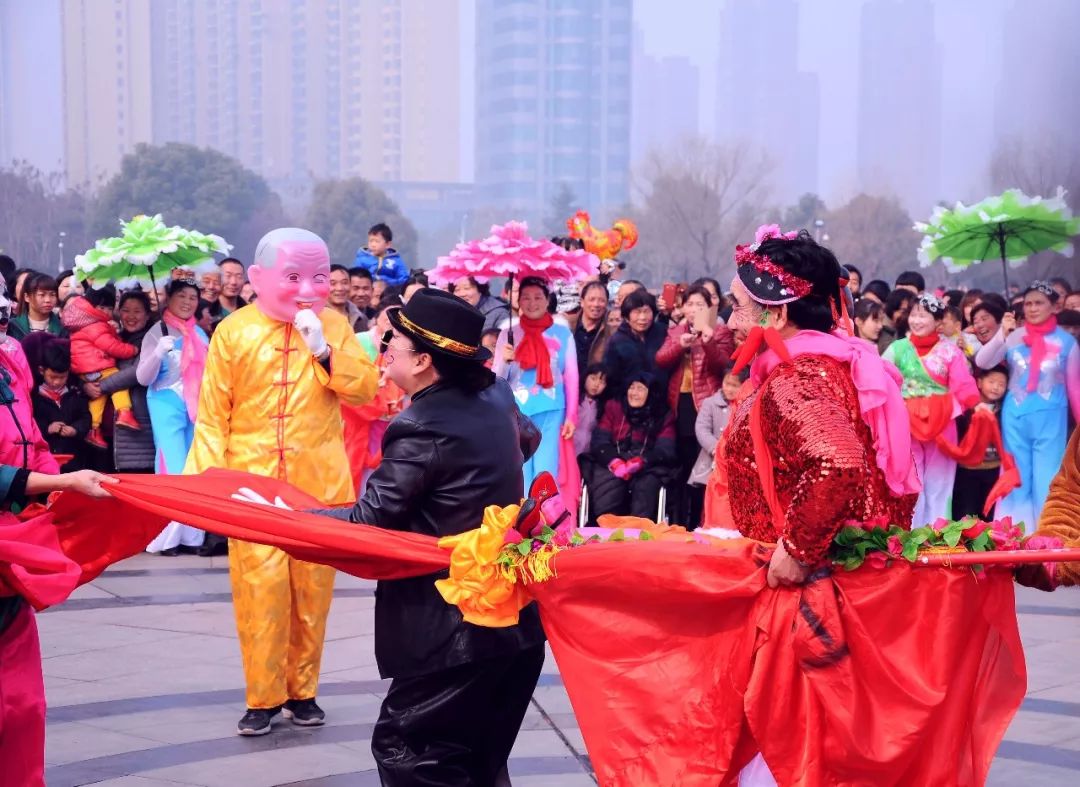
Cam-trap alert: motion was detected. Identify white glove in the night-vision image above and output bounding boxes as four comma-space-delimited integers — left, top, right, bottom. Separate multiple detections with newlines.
293, 309, 328, 359
231, 487, 292, 510
155, 335, 176, 356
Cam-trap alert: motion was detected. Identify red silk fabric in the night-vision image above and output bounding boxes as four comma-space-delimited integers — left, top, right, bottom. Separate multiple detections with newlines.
0, 506, 82, 610
48, 469, 449, 586
932, 408, 1021, 516
533, 539, 1024, 786
19, 470, 1025, 786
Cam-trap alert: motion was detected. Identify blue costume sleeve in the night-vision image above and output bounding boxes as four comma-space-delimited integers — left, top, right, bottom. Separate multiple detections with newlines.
0, 464, 29, 508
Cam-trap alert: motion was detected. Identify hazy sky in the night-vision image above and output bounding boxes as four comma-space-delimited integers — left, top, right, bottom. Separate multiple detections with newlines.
459, 0, 476, 183
579, 0, 1072, 211
630, 0, 996, 208
6, 0, 1074, 217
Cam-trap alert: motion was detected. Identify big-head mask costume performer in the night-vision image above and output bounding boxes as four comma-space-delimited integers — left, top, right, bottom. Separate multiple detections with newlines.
316, 288, 546, 787
723, 226, 920, 590
184, 228, 377, 735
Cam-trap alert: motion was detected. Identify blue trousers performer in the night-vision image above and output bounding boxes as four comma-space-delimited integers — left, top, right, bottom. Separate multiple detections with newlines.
975, 281, 1080, 528
137, 294, 210, 553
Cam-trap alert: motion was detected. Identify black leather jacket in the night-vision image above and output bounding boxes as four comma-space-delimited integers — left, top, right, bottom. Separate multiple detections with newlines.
320, 377, 545, 679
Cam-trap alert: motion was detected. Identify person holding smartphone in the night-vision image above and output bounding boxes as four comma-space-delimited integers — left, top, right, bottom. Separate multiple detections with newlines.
655, 284, 735, 527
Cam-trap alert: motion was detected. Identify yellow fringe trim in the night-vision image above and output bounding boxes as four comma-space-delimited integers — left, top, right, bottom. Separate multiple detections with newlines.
500, 544, 562, 585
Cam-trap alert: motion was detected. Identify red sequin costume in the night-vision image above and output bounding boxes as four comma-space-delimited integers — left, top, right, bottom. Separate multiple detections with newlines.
726, 354, 917, 564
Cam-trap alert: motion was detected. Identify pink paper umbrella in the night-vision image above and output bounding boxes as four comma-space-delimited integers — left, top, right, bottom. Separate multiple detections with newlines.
429, 220, 599, 287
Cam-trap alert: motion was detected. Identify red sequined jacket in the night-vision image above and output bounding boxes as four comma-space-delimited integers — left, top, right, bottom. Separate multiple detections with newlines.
725, 354, 917, 564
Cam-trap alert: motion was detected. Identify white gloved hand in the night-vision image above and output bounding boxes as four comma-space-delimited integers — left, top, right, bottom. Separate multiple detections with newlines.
230, 486, 292, 510
155, 335, 176, 356
293, 309, 329, 359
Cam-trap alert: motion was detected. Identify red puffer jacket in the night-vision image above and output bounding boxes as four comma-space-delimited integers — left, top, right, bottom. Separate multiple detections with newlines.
655, 322, 735, 411
60, 296, 137, 375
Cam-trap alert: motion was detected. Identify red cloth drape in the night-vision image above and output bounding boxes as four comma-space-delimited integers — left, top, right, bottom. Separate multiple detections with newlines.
341, 403, 379, 495
31, 471, 1025, 786
0, 506, 81, 610
48, 469, 449, 586
932, 409, 1021, 516
702, 440, 733, 528
532, 539, 1025, 787
905, 393, 955, 443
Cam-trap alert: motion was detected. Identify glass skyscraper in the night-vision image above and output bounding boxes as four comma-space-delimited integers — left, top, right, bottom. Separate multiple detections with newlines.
475, 0, 632, 219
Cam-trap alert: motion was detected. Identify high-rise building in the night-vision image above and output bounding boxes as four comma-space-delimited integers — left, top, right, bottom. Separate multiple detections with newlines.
0, 0, 65, 175
995, 0, 1080, 151
475, 0, 632, 220
61, 0, 155, 187
856, 0, 942, 212
150, 0, 460, 188
1, 0, 460, 188
714, 0, 818, 205
631, 26, 699, 166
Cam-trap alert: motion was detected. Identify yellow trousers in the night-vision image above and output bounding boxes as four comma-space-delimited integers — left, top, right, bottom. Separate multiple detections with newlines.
86, 367, 131, 427
228, 539, 337, 709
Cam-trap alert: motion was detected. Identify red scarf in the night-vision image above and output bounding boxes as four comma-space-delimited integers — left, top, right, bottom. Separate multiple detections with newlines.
516, 314, 555, 388
1023, 316, 1057, 393
37, 383, 65, 405
909, 331, 939, 357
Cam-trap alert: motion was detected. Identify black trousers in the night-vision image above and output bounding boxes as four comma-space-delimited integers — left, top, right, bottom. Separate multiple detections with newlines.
672, 393, 703, 529
952, 465, 999, 521
372, 645, 545, 786
587, 463, 665, 524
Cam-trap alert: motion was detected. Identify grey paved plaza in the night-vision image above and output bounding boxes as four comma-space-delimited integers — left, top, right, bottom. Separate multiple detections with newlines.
39, 554, 1080, 786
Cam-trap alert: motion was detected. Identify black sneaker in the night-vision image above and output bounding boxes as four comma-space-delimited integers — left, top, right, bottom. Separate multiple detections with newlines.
282, 698, 325, 726
237, 706, 281, 736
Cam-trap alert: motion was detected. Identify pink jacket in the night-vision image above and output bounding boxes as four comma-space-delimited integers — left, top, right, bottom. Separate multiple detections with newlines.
0, 336, 60, 474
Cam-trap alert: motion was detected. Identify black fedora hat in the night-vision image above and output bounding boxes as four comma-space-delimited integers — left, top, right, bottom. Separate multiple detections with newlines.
387, 287, 492, 362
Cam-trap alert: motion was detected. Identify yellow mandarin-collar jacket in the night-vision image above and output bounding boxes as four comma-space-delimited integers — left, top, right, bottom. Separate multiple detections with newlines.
184, 305, 377, 506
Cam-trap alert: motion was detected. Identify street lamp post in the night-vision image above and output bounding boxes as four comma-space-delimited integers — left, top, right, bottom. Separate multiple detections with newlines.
58, 231, 67, 272
813, 218, 825, 244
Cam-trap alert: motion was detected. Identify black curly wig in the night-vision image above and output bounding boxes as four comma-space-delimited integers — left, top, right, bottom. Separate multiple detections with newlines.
750, 230, 846, 333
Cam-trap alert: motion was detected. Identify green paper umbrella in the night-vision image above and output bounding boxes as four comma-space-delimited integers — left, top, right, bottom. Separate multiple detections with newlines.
74, 214, 231, 291
915, 188, 1080, 293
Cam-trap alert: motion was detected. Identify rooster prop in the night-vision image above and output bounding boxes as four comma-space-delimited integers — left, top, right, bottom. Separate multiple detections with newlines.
567, 210, 639, 261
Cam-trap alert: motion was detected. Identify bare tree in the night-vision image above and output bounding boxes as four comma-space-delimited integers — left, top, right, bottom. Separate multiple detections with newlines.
990, 136, 1080, 207
988, 136, 1080, 284
0, 162, 94, 272
629, 136, 774, 286
825, 194, 922, 285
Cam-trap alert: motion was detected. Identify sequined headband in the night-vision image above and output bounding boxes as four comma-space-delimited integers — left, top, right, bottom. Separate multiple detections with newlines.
395, 310, 480, 358
916, 293, 946, 313
171, 269, 198, 286
1028, 280, 1055, 298
734, 224, 811, 305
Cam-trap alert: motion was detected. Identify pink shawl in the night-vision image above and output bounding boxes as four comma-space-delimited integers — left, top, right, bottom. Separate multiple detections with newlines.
750, 330, 921, 497
162, 311, 208, 423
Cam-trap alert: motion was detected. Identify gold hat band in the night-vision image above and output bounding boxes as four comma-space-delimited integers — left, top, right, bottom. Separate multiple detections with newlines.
397, 311, 479, 357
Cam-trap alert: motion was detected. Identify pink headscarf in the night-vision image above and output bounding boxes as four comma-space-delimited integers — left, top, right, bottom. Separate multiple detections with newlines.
162, 310, 207, 423
750, 330, 921, 497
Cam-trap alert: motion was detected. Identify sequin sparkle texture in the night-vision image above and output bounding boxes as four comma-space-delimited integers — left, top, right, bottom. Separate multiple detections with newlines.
725, 354, 917, 564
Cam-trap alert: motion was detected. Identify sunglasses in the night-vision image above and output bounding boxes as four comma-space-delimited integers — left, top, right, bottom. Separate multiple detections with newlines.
381, 330, 421, 357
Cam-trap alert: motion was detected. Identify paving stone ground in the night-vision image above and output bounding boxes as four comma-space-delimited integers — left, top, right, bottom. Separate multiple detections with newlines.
38, 554, 1080, 785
